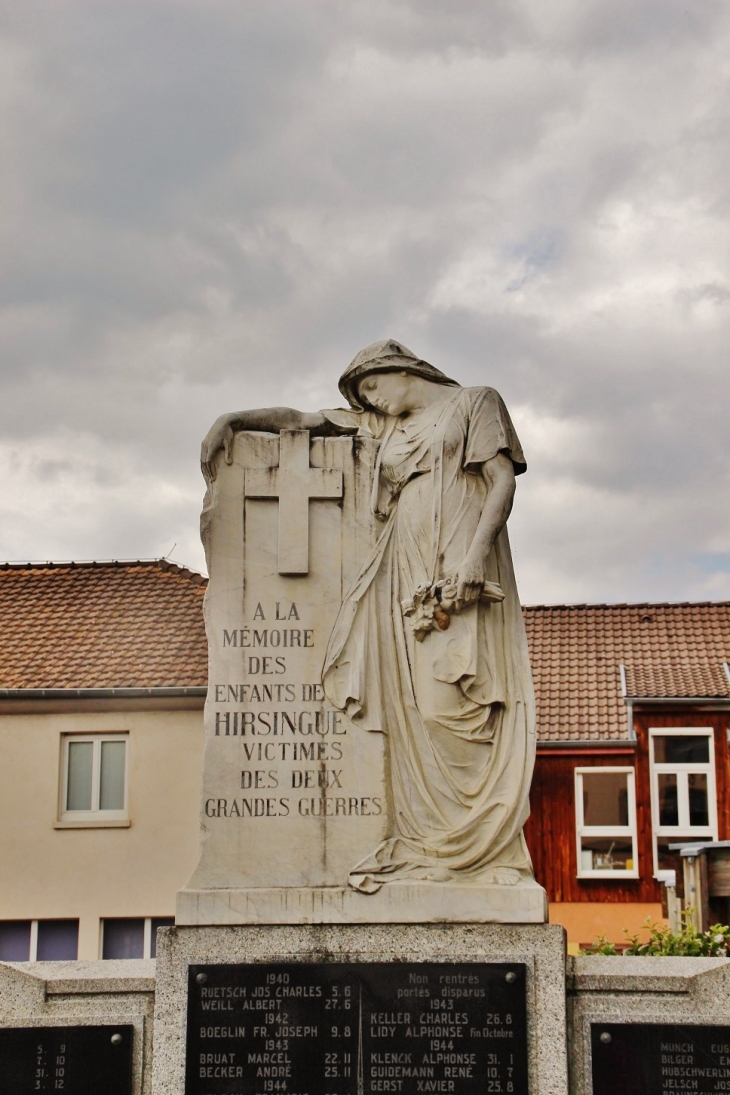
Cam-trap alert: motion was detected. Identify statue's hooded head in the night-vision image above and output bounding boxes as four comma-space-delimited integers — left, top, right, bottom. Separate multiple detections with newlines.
338, 339, 459, 411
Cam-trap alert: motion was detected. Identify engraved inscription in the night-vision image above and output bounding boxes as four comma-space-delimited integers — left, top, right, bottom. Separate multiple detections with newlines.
0, 1026, 133, 1095
592, 1023, 730, 1094
209, 600, 384, 823
185, 963, 528, 1095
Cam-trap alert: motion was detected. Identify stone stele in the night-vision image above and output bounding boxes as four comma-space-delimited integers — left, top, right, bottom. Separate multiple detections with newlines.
177, 420, 546, 925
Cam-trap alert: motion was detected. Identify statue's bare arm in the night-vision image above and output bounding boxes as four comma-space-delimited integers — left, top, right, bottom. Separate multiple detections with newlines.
453, 452, 516, 609
201, 408, 331, 480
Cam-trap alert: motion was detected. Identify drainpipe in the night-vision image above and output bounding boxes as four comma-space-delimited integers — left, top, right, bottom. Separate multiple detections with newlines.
619, 663, 636, 741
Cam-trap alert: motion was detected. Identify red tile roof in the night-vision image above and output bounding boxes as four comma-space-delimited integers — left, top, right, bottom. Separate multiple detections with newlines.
0, 560, 207, 689
524, 602, 730, 742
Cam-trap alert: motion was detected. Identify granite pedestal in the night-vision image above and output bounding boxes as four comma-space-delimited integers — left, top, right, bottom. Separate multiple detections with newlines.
151, 923, 569, 1095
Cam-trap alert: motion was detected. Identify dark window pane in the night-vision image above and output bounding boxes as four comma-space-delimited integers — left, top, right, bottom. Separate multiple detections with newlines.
150, 917, 174, 958
658, 773, 679, 825
688, 773, 709, 826
653, 735, 710, 764
582, 772, 630, 826
102, 918, 144, 959
0, 921, 31, 961
580, 837, 634, 871
36, 920, 79, 961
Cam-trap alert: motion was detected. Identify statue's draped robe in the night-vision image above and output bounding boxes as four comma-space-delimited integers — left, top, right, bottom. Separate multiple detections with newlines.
321, 386, 536, 891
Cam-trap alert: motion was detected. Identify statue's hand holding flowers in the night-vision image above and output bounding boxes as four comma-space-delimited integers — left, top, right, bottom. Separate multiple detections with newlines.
403, 576, 504, 641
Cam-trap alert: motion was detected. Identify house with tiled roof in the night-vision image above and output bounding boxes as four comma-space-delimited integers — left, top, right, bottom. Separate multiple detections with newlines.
0, 560, 207, 961
523, 602, 730, 947
1, 559, 729, 955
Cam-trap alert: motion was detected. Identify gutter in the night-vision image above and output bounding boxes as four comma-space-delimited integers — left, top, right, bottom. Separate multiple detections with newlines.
0, 687, 207, 699
536, 739, 635, 751
669, 841, 730, 855
627, 696, 730, 706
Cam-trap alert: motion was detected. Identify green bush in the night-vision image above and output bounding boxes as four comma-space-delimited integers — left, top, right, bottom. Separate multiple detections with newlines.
580, 911, 730, 957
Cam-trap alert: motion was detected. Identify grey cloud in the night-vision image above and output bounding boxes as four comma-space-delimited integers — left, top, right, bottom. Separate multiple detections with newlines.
0, 0, 729, 602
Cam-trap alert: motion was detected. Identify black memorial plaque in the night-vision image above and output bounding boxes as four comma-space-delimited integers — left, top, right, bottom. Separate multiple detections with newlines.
592, 1023, 730, 1094
186, 961, 528, 1095
0, 1024, 133, 1095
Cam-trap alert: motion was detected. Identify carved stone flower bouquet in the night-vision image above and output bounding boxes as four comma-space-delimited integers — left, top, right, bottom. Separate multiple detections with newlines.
402, 578, 505, 641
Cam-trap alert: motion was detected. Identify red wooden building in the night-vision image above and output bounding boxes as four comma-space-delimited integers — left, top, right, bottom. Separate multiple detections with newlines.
525, 602, 730, 949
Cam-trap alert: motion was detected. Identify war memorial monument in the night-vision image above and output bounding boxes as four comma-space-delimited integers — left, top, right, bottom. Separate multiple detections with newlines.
156, 338, 568, 1094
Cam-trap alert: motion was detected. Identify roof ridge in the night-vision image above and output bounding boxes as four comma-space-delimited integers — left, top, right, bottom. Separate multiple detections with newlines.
0, 557, 206, 582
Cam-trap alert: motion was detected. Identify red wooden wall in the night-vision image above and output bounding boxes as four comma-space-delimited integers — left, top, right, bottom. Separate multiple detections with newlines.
525, 707, 730, 904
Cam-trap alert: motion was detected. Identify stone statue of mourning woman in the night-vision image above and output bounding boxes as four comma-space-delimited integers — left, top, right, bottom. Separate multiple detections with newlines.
201, 339, 538, 898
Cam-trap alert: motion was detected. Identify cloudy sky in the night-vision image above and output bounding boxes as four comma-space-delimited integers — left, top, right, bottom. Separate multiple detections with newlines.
1, 0, 728, 605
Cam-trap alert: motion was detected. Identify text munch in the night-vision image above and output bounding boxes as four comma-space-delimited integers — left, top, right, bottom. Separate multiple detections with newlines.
592, 1023, 730, 1094
185, 962, 528, 1095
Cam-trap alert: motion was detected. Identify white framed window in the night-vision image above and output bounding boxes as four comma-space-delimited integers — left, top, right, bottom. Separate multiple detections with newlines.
575, 767, 638, 878
649, 728, 717, 877
59, 734, 128, 824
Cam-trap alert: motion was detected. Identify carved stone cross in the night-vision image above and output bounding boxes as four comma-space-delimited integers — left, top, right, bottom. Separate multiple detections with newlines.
245, 430, 343, 575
